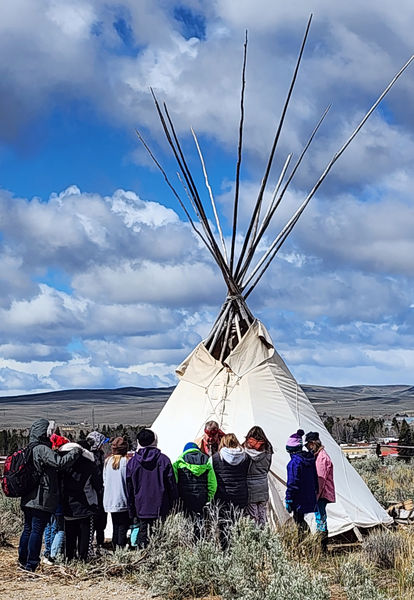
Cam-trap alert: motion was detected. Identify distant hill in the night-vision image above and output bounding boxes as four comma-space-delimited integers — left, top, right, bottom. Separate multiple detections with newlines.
0, 384, 413, 427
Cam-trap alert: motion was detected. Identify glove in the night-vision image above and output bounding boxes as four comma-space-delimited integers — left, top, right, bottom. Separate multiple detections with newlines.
285, 499, 293, 513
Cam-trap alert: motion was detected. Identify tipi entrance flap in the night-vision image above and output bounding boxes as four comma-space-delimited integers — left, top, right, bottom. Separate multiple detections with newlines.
176, 342, 224, 388
225, 319, 275, 377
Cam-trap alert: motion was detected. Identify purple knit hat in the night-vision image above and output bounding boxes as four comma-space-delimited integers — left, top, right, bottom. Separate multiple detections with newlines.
286, 429, 304, 451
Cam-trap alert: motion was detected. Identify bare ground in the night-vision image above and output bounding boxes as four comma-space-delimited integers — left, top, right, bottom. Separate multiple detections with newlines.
0, 545, 153, 600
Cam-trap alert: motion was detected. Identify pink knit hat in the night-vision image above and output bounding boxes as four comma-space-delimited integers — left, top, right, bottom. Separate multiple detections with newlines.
286, 429, 304, 450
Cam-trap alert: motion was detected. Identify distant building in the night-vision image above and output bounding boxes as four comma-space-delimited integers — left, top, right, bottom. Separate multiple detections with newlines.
340, 443, 374, 459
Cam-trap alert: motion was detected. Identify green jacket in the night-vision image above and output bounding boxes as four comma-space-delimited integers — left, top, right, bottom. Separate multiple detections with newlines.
173, 448, 217, 511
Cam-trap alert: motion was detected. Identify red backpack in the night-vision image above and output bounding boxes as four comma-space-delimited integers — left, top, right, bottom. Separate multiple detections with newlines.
1, 442, 40, 497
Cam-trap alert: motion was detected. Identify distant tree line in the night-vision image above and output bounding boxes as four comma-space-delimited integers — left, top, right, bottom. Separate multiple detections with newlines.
323, 415, 414, 460
0, 423, 146, 456
1, 418, 413, 461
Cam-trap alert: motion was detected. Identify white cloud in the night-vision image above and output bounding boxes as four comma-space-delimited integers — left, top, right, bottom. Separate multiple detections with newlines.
1, 2, 414, 393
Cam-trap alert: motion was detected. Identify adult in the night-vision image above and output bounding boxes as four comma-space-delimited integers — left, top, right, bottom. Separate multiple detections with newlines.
212, 433, 250, 548
86, 430, 109, 548
243, 426, 273, 526
196, 421, 225, 457
103, 437, 130, 549
58, 440, 101, 561
172, 442, 217, 516
305, 431, 336, 551
285, 429, 319, 536
18, 419, 82, 572
126, 429, 178, 548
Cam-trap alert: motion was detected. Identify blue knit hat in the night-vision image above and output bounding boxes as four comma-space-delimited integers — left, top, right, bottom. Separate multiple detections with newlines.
183, 442, 199, 453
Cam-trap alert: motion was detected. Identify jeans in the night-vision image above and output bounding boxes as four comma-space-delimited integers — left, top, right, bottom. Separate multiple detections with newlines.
43, 515, 58, 556
50, 515, 65, 558
19, 508, 51, 571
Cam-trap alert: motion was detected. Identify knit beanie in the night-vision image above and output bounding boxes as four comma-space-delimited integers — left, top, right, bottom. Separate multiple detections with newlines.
286, 429, 304, 452
305, 431, 319, 442
137, 428, 156, 448
183, 442, 199, 453
111, 436, 128, 456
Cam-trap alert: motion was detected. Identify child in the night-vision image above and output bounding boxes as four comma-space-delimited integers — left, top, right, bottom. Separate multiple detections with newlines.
285, 429, 318, 536
243, 426, 273, 526
58, 440, 101, 561
42, 434, 70, 564
305, 431, 335, 551
103, 437, 130, 549
126, 429, 177, 548
173, 442, 217, 515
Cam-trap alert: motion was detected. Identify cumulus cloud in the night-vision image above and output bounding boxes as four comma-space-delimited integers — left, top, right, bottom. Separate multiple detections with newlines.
1, 1, 414, 393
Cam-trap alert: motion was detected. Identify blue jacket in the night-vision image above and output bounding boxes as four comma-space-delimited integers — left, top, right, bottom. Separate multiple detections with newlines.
285, 451, 319, 513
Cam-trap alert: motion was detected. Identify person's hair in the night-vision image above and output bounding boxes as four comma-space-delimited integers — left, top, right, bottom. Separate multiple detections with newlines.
106, 454, 127, 470
205, 420, 219, 431
310, 438, 322, 452
244, 425, 273, 454
219, 433, 241, 450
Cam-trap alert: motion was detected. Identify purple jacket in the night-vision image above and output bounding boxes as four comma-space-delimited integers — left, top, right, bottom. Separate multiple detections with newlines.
126, 447, 178, 519
285, 451, 319, 514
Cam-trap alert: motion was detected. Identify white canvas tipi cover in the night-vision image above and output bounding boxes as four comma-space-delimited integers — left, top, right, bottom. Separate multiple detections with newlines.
152, 320, 392, 536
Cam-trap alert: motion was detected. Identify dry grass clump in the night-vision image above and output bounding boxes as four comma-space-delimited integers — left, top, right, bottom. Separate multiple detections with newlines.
362, 528, 402, 569
50, 510, 329, 600
221, 517, 328, 600
0, 496, 22, 546
339, 555, 392, 600
353, 457, 414, 506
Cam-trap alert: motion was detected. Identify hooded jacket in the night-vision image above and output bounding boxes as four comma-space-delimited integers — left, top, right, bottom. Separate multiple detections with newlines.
103, 455, 129, 513
172, 447, 217, 513
58, 442, 101, 518
314, 447, 336, 503
21, 419, 81, 513
212, 447, 250, 508
285, 451, 319, 514
126, 446, 178, 519
245, 448, 272, 503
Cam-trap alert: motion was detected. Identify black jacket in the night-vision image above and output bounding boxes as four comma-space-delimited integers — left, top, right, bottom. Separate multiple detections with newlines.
59, 443, 101, 518
212, 448, 250, 508
21, 419, 81, 513
173, 448, 216, 514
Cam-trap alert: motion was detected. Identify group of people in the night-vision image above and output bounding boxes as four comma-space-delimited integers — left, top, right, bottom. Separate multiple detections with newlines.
17, 417, 335, 572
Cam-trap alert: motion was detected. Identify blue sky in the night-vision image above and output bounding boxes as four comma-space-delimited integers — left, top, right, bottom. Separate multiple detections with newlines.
1, 0, 414, 395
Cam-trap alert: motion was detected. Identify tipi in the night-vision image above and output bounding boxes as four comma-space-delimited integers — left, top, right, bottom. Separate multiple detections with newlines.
141, 19, 412, 536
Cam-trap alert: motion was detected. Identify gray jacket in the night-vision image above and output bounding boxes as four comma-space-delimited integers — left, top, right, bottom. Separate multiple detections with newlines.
245, 449, 272, 503
21, 418, 81, 513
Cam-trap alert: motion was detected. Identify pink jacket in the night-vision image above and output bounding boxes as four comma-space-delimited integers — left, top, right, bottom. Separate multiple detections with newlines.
315, 447, 335, 503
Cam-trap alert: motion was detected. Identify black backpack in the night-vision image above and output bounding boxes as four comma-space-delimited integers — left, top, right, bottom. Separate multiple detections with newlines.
1, 442, 40, 497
